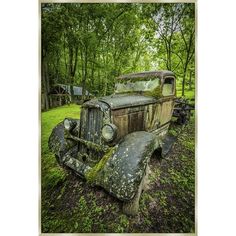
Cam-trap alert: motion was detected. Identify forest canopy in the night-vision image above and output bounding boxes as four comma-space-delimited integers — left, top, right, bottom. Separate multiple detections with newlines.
41, 3, 195, 110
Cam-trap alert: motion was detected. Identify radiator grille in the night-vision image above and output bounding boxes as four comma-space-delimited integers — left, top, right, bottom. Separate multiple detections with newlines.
80, 108, 103, 144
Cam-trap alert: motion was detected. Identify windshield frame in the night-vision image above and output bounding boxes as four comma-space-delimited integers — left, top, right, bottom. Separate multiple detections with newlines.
114, 77, 160, 94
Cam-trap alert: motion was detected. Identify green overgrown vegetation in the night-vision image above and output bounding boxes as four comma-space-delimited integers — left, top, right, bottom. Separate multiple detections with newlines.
41, 3, 195, 110
41, 105, 195, 233
176, 82, 195, 100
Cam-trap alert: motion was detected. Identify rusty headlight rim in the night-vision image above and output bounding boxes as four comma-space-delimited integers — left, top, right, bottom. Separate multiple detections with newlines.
63, 118, 77, 132
101, 123, 117, 142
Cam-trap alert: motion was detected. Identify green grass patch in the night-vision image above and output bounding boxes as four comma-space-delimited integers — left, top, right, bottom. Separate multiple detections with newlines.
41, 104, 81, 190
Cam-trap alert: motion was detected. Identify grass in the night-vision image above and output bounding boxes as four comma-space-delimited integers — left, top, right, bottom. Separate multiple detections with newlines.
41, 103, 195, 233
41, 104, 81, 191
176, 83, 195, 101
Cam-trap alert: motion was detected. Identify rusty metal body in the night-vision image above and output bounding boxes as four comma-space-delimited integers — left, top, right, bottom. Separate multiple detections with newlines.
49, 70, 177, 205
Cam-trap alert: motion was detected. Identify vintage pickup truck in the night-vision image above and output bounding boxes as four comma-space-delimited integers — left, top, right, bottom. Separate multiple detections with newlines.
48, 70, 191, 215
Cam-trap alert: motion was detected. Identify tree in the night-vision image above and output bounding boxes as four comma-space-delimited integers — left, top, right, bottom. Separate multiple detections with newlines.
41, 2, 195, 108
143, 3, 195, 96
41, 4, 64, 109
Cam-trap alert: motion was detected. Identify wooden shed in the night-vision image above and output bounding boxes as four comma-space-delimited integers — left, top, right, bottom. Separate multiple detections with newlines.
41, 84, 92, 110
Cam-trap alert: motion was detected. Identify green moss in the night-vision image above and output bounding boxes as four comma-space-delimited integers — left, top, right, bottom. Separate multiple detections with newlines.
117, 76, 158, 83
44, 166, 67, 189
169, 127, 178, 136
144, 86, 162, 98
113, 215, 130, 233
81, 139, 106, 152
182, 140, 195, 150
85, 147, 117, 183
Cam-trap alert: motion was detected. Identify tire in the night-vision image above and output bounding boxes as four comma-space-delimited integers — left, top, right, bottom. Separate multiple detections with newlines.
122, 164, 149, 216
177, 110, 190, 125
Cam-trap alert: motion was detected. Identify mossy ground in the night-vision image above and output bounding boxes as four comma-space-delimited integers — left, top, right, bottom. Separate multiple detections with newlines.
41, 101, 195, 233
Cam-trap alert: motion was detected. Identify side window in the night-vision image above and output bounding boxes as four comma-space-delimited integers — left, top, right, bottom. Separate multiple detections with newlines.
162, 77, 175, 96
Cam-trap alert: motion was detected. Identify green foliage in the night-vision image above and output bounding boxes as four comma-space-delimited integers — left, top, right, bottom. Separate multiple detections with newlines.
176, 82, 195, 100
44, 166, 67, 189
144, 85, 162, 98
113, 215, 130, 233
73, 196, 93, 232
182, 140, 195, 150
41, 3, 195, 105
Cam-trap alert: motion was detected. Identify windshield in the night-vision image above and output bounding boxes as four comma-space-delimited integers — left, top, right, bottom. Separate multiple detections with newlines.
115, 78, 160, 93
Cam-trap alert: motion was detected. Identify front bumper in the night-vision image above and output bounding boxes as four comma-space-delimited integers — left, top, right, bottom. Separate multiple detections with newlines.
67, 133, 109, 152
62, 153, 91, 178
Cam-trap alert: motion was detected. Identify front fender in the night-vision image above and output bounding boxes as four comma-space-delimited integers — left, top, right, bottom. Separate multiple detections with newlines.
48, 119, 79, 161
96, 131, 159, 201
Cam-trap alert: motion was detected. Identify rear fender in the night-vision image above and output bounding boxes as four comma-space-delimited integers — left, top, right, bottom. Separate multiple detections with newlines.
95, 131, 159, 201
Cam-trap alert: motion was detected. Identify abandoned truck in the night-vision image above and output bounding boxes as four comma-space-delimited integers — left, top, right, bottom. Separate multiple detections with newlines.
48, 70, 191, 215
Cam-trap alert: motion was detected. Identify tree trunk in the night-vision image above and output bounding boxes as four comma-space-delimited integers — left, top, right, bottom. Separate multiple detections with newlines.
90, 52, 96, 91
182, 65, 188, 97
189, 70, 192, 90
69, 83, 74, 104
82, 46, 88, 101
63, 34, 68, 84
98, 69, 101, 96
42, 57, 50, 110
103, 74, 108, 96
182, 73, 186, 97
68, 47, 74, 103
68, 46, 79, 103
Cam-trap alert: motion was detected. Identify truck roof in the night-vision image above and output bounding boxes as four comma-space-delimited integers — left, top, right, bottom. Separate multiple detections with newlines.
117, 70, 175, 80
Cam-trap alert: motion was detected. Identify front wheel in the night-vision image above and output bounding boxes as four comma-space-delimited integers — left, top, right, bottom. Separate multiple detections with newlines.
122, 165, 150, 216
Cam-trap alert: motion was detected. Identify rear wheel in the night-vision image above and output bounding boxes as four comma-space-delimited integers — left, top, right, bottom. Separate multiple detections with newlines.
177, 108, 191, 125
122, 165, 150, 216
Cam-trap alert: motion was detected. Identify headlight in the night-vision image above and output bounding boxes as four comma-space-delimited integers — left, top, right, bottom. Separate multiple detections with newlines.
102, 124, 117, 142
63, 118, 77, 131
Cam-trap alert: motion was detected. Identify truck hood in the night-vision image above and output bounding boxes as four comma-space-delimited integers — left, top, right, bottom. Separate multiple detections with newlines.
98, 93, 157, 109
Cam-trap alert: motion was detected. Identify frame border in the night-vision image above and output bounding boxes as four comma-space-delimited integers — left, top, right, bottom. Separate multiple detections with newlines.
39, 1, 197, 235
